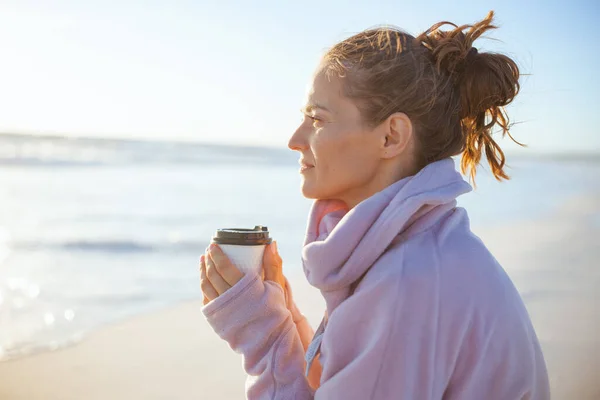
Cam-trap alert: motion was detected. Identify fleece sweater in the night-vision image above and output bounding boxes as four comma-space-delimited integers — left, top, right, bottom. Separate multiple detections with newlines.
201, 158, 550, 399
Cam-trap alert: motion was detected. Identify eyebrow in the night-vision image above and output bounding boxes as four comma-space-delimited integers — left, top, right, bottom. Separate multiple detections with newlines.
302, 103, 332, 114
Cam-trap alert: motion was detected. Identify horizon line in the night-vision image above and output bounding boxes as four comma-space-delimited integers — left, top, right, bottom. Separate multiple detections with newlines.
2, 131, 599, 159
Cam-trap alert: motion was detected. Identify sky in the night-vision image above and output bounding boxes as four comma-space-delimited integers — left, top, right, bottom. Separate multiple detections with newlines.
0, 0, 598, 153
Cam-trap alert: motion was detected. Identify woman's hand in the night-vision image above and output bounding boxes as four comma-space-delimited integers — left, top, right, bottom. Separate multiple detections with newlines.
200, 243, 244, 305
200, 241, 286, 305
262, 241, 286, 291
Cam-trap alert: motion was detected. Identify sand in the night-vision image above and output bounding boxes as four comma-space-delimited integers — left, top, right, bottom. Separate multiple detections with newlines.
0, 194, 598, 400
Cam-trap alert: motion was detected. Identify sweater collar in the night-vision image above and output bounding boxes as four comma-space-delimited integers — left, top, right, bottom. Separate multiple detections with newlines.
301, 158, 472, 315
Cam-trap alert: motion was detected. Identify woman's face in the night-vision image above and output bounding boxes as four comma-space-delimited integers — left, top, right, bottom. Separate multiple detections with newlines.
288, 68, 384, 208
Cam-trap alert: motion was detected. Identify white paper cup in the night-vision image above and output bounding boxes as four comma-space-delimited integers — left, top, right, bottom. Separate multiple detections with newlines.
217, 244, 266, 275
211, 226, 272, 275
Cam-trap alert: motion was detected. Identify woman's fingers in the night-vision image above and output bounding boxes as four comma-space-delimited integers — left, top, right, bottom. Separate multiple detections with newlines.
263, 241, 285, 289
262, 242, 278, 282
200, 255, 218, 304
208, 244, 244, 286
200, 244, 245, 302
205, 249, 233, 295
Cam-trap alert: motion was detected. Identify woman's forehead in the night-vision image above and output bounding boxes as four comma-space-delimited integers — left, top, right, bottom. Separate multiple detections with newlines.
304, 71, 345, 112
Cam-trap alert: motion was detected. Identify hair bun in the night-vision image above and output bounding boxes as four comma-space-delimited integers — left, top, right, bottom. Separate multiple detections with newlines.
466, 47, 478, 60
417, 10, 522, 183
455, 46, 479, 77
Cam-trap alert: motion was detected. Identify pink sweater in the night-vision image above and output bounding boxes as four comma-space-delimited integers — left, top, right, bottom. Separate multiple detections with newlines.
201, 158, 550, 399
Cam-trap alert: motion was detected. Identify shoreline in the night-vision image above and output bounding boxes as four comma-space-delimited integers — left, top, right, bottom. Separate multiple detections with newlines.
0, 193, 598, 399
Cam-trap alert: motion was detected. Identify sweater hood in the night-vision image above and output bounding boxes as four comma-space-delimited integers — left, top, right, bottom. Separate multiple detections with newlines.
301, 158, 472, 314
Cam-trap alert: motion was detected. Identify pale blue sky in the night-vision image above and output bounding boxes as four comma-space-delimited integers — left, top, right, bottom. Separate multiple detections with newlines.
0, 0, 598, 152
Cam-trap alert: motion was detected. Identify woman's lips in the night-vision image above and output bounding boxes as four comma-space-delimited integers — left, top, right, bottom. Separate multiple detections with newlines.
299, 159, 314, 173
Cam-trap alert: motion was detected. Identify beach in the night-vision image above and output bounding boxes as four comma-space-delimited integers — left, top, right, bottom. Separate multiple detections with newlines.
0, 192, 598, 399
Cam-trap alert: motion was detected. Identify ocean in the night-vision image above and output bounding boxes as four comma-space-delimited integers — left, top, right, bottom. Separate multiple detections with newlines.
1, 133, 599, 361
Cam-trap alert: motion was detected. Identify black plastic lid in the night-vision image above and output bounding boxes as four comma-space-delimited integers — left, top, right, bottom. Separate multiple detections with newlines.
212, 225, 272, 245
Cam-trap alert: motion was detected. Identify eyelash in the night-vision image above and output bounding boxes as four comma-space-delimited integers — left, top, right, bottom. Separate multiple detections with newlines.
301, 111, 323, 123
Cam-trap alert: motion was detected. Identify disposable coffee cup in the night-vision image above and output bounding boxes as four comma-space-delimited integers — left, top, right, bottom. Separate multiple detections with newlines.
211, 226, 272, 275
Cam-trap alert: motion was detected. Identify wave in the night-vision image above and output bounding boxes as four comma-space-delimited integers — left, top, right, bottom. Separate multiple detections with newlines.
0, 158, 108, 167
0, 333, 86, 362
12, 239, 208, 254
0, 132, 295, 167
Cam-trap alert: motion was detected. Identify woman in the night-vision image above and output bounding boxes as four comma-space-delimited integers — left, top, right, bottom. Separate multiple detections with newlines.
199, 11, 550, 399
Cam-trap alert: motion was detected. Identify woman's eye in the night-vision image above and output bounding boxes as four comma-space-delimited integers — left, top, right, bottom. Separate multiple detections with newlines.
300, 110, 324, 125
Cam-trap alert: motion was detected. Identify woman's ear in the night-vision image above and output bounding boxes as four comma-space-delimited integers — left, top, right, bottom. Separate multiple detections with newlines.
381, 112, 413, 159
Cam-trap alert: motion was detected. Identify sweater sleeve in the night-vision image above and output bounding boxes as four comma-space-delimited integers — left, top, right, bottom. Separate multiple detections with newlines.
202, 272, 315, 399
282, 275, 314, 353
282, 276, 322, 390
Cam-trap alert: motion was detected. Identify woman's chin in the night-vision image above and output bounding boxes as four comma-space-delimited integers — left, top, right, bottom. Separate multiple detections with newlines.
301, 186, 318, 199
301, 184, 339, 202
300, 181, 321, 199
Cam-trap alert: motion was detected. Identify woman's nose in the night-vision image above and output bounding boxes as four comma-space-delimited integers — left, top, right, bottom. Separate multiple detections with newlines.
288, 124, 309, 152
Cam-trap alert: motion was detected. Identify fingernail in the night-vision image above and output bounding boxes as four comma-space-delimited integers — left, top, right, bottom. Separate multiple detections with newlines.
200, 255, 205, 264
271, 241, 277, 255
